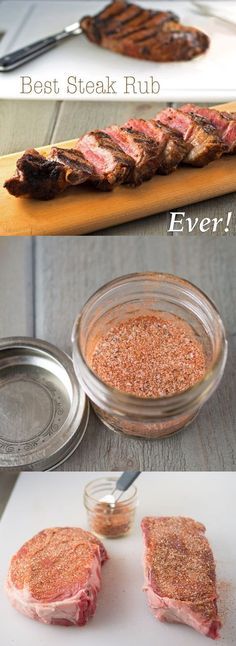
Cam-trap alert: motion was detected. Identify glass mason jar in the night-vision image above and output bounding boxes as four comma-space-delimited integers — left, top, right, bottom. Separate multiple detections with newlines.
72, 272, 227, 439
84, 476, 138, 538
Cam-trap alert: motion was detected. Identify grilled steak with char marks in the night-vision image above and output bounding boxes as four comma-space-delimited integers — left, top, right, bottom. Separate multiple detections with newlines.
4, 148, 95, 200
105, 125, 160, 184
181, 104, 236, 153
141, 516, 221, 640
76, 130, 135, 189
156, 108, 225, 166
6, 527, 108, 627
125, 118, 189, 173
81, 1, 209, 62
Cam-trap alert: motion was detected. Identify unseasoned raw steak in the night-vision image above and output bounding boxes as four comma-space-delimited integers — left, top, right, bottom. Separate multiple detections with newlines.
141, 517, 221, 640
6, 527, 108, 626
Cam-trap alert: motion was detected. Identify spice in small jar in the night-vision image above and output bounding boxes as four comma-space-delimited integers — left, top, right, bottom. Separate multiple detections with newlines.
91, 501, 134, 538
72, 273, 227, 439
84, 477, 138, 538
90, 312, 206, 398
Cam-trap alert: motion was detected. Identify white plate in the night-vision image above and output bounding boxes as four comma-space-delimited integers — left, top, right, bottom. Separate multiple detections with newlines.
0, 1, 236, 101
0, 471, 235, 645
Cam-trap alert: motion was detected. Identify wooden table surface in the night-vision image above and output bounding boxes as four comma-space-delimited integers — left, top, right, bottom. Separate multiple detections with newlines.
0, 235, 235, 472
0, 99, 235, 236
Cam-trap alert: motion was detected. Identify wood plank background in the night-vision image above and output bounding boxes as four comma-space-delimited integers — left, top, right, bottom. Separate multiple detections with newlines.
0, 236, 235, 472
0, 99, 235, 235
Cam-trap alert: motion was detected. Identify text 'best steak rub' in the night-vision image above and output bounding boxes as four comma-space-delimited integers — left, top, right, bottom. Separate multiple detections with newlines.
141, 517, 221, 640
80, 1, 209, 62
6, 527, 108, 626
4, 105, 236, 200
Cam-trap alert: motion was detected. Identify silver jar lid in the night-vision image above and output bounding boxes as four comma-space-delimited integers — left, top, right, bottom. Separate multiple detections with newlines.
0, 337, 89, 471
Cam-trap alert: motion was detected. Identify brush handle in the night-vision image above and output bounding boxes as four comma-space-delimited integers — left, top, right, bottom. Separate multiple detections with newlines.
116, 471, 141, 492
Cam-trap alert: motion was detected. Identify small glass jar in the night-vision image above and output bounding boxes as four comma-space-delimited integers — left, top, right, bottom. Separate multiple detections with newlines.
84, 477, 138, 538
72, 272, 227, 439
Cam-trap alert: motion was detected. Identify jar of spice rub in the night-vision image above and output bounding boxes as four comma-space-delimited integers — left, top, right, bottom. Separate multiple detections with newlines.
72, 273, 227, 439
84, 477, 138, 538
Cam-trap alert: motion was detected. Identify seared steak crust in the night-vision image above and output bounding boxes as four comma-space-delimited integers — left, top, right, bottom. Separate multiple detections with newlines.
141, 516, 221, 640
105, 124, 161, 184
4, 149, 68, 200
156, 108, 225, 166
125, 118, 189, 174
4, 106, 236, 200
81, 1, 209, 62
4, 148, 95, 200
49, 147, 96, 184
181, 104, 236, 153
76, 130, 135, 189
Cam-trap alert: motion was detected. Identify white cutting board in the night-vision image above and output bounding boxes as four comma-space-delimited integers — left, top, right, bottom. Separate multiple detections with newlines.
0, 1, 236, 101
0, 472, 235, 645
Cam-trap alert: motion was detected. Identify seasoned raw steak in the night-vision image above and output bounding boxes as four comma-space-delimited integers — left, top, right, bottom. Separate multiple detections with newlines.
141, 517, 221, 640
6, 527, 108, 626
156, 108, 225, 166
81, 1, 209, 62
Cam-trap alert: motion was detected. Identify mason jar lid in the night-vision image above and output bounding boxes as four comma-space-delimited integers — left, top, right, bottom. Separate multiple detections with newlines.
0, 337, 89, 471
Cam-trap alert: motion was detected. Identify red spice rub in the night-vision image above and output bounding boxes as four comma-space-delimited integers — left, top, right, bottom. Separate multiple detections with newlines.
90, 313, 206, 398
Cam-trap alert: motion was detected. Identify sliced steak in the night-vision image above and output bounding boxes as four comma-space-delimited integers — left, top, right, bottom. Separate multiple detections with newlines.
76, 130, 135, 189
156, 108, 225, 166
141, 516, 221, 640
181, 104, 236, 153
105, 125, 160, 184
81, 1, 209, 62
49, 147, 96, 183
4, 147, 95, 200
6, 527, 108, 627
125, 118, 189, 173
4, 149, 68, 200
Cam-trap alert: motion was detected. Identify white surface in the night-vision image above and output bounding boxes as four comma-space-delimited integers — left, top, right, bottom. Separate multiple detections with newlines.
0, 472, 235, 645
0, 1, 236, 101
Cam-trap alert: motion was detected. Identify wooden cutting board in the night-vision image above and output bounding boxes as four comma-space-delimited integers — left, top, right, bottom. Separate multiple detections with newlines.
0, 101, 236, 236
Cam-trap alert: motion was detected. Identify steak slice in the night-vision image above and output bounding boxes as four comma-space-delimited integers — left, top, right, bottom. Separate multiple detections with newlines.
76, 130, 135, 189
6, 527, 108, 626
4, 148, 94, 200
141, 516, 221, 640
125, 118, 189, 174
181, 104, 236, 153
156, 108, 225, 166
105, 125, 160, 184
81, 1, 209, 62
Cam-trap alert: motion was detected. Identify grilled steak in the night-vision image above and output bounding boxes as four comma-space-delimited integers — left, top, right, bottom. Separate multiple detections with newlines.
4, 148, 94, 200
141, 516, 221, 640
49, 147, 96, 183
181, 104, 236, 153
105, 125, 160, 183
6, 527, 108, 626
76, 130, 135, 189
125, 118, 189, 173
4, 106, 236, 201
81, 1, 209, 62
156, 108, 225, 166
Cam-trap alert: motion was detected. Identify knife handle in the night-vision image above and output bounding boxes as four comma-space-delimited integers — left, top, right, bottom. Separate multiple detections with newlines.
0, 35, 58, 71
116, 471, 141, 492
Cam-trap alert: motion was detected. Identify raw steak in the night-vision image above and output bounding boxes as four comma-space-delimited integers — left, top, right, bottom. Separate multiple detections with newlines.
6, 527, 108, 626
141, 516, 221, 640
